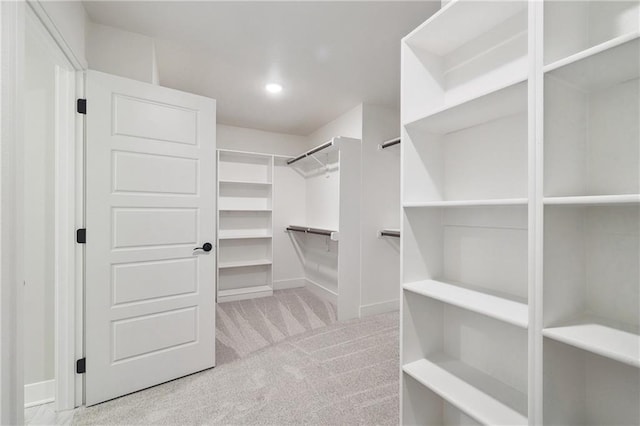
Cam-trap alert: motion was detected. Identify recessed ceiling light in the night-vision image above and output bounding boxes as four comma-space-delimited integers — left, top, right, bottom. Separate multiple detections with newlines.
265, 83, 283, 94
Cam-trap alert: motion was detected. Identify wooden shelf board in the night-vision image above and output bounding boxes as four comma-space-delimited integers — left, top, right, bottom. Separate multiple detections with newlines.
543, 316, 640, 368
544, 194, 640, 206
403, 355, 528, 426
403, 280, 528, 329
218, 179, 272, 186
545, 36, 639, 92
218, 285, 273, 303
404, 0, 527, 56
544, 32, 639, 74
404, 198, 528, 208
218, 259, 272, 269
404, 79, 527, 134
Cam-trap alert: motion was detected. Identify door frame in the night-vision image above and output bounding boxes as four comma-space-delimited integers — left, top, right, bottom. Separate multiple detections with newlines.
25, 0, 86, 412
1, 0, 85, 422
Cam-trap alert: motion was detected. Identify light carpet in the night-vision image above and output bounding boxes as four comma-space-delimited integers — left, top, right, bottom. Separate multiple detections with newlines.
73, 310, 399, 425
216, 288, 338, 365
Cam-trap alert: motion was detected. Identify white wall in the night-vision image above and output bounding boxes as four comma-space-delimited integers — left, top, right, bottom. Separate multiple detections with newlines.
217, 124, 306, 157
37, 0, 87, 68
86, 22, 158, 84
360, 104, 401, 315
305, 104, 363, 148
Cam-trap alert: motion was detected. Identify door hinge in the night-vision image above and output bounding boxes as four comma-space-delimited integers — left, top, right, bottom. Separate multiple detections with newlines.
76, 228, 86, 244
77, 98, 87, 115
76, 358, 86, 374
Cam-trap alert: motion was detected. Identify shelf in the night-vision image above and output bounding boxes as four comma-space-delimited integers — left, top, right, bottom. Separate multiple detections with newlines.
544, 194, 640, 206
218, 232, 272, 240
403, 355, 528, 426
217, 285, 273, 303
543, 316, 640, 368
544, 32, 639, 74
218, 259, 272, 269
404, 79, 527, 134
219, 179, 272, 186
403, 280, 528, 329
404, 0, 527, 55
404, 198, 528, 208
219, 208, 272, 212
545, 37, 639, 92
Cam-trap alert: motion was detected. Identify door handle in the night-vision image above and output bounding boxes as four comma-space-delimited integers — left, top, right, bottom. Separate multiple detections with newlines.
193, 242, 213, 252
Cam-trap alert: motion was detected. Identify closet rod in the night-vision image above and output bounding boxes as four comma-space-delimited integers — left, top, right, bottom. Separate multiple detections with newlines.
379, 229, 400, 238
286, 226, 336, 237
380, 138, 401, 149
286, 140, 334, 165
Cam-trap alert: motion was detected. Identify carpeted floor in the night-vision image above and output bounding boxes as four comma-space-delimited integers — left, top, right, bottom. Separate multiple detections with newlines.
216, 288, 338, 364
72, 298, 399, 425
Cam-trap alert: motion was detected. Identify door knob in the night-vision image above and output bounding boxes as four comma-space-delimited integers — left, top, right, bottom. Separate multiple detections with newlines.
193, 242, 213, 252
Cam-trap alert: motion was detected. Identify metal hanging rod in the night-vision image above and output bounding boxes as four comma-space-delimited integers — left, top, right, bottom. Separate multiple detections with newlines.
286, 140, 334, 165
380, 138, 401, 150
379, 229, 400, 238
286, 225, 339, 240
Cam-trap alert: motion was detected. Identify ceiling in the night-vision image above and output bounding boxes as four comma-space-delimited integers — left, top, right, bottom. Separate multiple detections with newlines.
83, 1, 439, 135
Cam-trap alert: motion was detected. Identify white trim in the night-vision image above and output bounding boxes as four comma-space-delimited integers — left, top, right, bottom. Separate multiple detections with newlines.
24, 3, 83, 411
272, 278, 306, 290
24, 0, 87, 70
24, 380, 55, 408
360, 299, 399, 317
1, 1, 26, 424
304, 279, 338, 305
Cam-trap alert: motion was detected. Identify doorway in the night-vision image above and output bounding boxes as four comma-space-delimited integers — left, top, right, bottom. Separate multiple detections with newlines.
23, 4, 80, 419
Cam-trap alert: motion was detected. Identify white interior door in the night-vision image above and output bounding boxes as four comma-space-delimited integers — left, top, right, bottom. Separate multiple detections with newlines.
85, 70, 216, 406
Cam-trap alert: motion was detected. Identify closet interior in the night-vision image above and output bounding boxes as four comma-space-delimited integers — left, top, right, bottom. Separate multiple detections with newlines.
401, 1, 639, 425
216, 137, 363, 320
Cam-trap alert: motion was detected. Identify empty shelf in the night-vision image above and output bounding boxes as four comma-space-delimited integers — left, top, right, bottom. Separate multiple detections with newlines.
218, 259, 272, 269
403, 79, 527, 133
219, 179, 272, 186
218, 232, 272, 240
544, 194, 640, 206
403, 355, 528, 426
543, 317, 640, 368
219, 208, 272, 212
403, 280, 528, 329
545, 36, 639, 92
544, 32, 639, 74
404, 198, 528, 208
218, 285, 273, 303
405, 0, 527, 56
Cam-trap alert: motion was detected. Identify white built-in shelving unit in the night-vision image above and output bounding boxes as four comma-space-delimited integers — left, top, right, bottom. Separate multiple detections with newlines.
216, 150, 274, 302
401, 1, 639, 425
285, 137, 362, 320
215, 138, 362, 321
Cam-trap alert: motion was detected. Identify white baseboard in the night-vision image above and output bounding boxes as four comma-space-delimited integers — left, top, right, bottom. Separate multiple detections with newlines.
360, 299, 399, 317
24, 379, 55, 408
305, 279, 338, 305
273, 278, 307, 290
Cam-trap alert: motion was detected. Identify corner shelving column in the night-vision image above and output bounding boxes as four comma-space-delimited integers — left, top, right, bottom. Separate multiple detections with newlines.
400, 1, 531, 424
216, 150, 274, 302
541, 1, 640, 424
